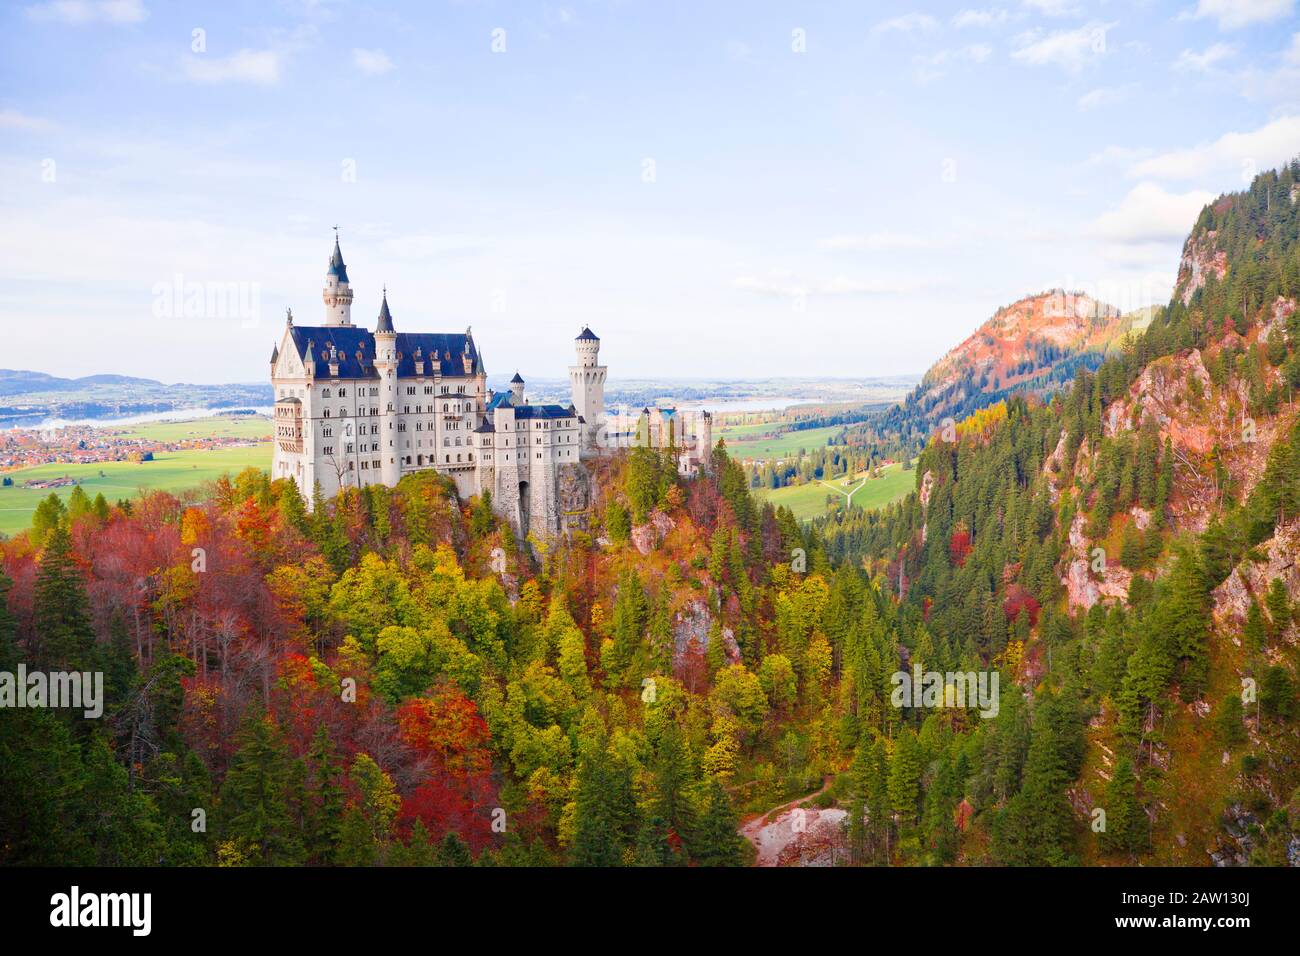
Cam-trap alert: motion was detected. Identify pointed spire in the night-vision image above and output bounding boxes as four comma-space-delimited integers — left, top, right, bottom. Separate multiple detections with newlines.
375, 286, 395, 333
270, 342, 279, 363
327, 229, 349, 283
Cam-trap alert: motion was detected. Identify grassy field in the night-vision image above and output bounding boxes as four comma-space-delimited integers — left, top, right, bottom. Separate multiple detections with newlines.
0, 444, 271, 535
114, 415, 272, 443
755, 461, 915, 521
723, 424, 846, 460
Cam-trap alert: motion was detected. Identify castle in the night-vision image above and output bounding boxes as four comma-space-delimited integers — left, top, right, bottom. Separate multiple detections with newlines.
270, 235, 711, 537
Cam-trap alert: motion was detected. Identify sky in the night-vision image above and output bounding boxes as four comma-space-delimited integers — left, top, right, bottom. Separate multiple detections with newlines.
2, 0, 1300, 385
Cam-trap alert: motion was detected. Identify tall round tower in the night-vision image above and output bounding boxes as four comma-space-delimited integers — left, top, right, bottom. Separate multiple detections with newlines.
373, 289, 400, 486
569, 326, 605, 451
322, 232, 354, 327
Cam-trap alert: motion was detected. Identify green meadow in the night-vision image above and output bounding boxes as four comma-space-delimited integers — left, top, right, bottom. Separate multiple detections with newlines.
0, 443, 271, 535
755, 461, 915, 522
114, 415, 272, 443
721, 424, 846, 460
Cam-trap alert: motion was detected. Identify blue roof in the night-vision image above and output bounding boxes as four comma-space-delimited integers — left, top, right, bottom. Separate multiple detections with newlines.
287, 325, 483, 379
577, 326, 599, 341
328, 239, 349, 283
376, 294, 394, 333
514, 404, 575, 420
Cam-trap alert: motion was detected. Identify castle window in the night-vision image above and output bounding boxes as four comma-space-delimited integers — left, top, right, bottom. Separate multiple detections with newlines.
339, 388, 347, 396
323, 409, 331, 418
322, 388, 331, 398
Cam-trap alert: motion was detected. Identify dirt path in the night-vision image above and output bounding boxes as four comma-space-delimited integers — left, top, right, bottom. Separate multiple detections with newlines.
738, 776, 833, 865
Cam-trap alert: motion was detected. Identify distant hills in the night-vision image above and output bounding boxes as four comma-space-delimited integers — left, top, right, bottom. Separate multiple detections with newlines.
0, 368, 272, 428
0, 369, 164, 397
865, 291, 1150, 447
916, 290, 1146, 418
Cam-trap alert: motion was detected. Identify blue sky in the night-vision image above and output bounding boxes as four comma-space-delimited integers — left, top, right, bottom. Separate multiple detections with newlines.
2, 0, 1299, 384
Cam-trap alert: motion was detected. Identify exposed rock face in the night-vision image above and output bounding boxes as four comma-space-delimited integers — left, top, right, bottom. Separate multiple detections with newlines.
1061, 513, 1133, 612
557, 463, 591, 513
1103, 349, 1214, 454
1212, 518, 1300, 633
918, 469, 934, 546
1175, 229, 1228, 306
919, 469, 934, 509
1267, 296, 1296, 337
1099, 347, 1288, 534
670, 598, 739, 668
742, 805, 848, 867
630, 509, 675, 554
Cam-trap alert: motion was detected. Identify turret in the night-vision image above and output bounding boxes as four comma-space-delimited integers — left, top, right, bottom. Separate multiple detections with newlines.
570, 326, 606, 452
373, 288, 400, 486
322, 231, 354, 327
510, 371, 525, 405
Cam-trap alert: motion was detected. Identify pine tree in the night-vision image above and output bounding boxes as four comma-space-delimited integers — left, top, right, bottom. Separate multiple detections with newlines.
1099, 756, 1147, 856
218, 713, 305, 865
887, 729, 922, 827
436, 831, 472, 866
304, 725, 344, 863
33, 523, 97, 672
693, 776, 744, 866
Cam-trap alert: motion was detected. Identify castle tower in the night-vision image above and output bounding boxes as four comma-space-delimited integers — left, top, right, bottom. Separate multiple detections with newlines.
569, 326, 605, 451
322, 232, 354, 327
510, 371, 525, 405
373, 288, 400, 486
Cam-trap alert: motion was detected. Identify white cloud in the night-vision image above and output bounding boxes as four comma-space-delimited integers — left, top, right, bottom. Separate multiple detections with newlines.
1012, 21, 1113, 72
952, 8, 1009, 28
0, 108, 57, 131
352, 48, 394, 75
1077, 85, 1131, 111
734, 272, 914, 298
1088, 144, 1153, 166
1287, 32, 1300, 65
1173, 42, 1237, 73
1130, 115, 1300, 182
913, 43, 994, 79
819, 233, 930, 252
183, 49, 281, 85
24, 0, 145, 23
1090, 182, 1215, 244
1022, 0, 1080, 16
873, 13, 939, 34
1186, 0, 1294, 30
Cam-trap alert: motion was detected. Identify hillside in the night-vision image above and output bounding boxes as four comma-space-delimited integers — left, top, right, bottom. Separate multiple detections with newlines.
818, 157, 1300, 866
921, 291, 1134, 410
3, 163, 1300, 871
0, 368, 162, 396
862, 293, 1144, 459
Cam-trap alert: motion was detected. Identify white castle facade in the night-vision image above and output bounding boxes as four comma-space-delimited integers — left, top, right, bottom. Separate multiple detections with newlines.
271, 236, 711, 537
